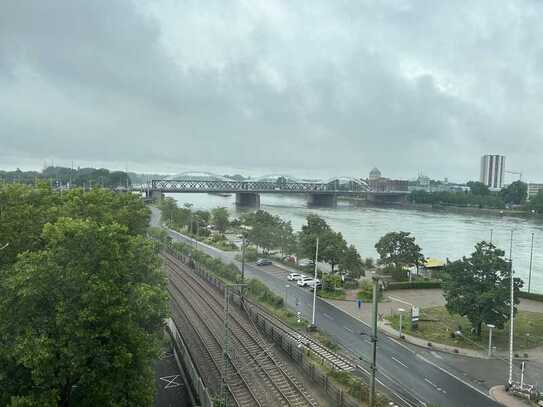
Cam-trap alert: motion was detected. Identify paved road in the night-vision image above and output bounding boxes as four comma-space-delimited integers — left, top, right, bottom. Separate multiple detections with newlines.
151, 208, 501, 407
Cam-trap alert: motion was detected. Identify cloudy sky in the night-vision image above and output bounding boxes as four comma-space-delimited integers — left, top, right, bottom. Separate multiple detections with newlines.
1, 1, 542, 182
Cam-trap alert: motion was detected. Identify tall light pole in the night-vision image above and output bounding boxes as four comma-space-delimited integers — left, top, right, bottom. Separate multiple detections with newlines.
528, 232, 534, 293
508, 229, 515, 386
310, 237, 319, 329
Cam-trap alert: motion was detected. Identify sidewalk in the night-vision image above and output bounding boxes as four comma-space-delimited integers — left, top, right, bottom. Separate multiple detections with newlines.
489, 385, 534, 407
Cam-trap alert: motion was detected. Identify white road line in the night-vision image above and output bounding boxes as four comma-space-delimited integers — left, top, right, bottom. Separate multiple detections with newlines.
323, 313, 333, 320
424, 378, 436, 387
416, 353, 491, 399
392, 356, 408, 368
430, 351, 443, 360
344, 326, 354, 333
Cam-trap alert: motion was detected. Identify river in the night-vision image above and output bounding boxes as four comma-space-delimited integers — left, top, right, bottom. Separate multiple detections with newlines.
166, 193, 543, 293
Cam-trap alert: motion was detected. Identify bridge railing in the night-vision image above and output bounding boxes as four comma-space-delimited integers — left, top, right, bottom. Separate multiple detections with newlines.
150, 179, 369, 194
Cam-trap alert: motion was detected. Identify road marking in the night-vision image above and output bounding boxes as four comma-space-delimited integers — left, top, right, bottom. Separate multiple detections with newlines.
391, 356, 408, 368
160, 375, 182, 389
324, 299, 494, 402
417, 354, 487, 398
344, 326, 354, 333
323, 313, 333, 320
430, 351, 443, 360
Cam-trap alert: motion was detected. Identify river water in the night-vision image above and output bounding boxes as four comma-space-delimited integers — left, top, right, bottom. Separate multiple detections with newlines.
167, 193, 543, 293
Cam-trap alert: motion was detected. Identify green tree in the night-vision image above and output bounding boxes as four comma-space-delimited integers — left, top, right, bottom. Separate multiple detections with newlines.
211, 207, 230, 233
0, 183, 60, 269
466, 181, 490, 196
500, 181, 527, 205
158, 197, 178, 226
0, 218, 168, 406
242, 210, 282, 253
528, 190, 543, 213
375, 231, 424, 272
277, 221, 297, 257
339, 244, 364, 278
442, 242, 523, 336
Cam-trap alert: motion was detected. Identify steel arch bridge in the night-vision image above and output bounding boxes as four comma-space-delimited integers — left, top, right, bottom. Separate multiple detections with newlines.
149, 178, 369, 194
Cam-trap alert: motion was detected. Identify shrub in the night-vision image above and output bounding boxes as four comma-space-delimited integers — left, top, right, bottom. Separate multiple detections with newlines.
386, 281, 442, 290
357, 280, 382, 302
518, 291, 543, 302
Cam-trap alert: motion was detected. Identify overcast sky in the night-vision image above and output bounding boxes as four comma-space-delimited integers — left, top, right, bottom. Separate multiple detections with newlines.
1, 1, 542, 182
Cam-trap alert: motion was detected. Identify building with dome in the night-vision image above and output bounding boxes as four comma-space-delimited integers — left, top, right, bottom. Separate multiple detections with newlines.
369, 167, 382, 181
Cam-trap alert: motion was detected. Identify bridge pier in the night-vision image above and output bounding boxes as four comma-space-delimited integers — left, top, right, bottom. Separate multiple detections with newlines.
235, 192, 260, 208
307, 193, 337, 208
146, 189, 164, 201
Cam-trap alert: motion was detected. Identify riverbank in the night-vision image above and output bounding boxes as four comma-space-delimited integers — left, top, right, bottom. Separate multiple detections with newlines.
340, 196, 534, 219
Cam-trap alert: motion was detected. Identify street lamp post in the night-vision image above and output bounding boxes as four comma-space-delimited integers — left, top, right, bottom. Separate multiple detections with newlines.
398, 308, 405, 338
487, 324, 496, 358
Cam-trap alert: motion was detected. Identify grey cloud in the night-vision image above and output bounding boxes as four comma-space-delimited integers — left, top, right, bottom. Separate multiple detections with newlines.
1, 0, 543, 181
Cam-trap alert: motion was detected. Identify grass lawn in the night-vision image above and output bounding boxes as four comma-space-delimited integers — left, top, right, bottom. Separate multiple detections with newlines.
387, 306, 543, 352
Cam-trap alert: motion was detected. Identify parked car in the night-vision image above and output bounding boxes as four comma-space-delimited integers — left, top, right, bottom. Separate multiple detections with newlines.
256, 258, 272, 266
297, 277, 314, 287
298, 259, 315, 268
287, 272, 305, 281
307, 279, 322, 290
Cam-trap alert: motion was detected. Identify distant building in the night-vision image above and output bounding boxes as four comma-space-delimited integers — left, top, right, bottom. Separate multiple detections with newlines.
527, 183, 543, 201
369, 167, 382, 181
366, 168, 408, 192
480, 154, 505, 190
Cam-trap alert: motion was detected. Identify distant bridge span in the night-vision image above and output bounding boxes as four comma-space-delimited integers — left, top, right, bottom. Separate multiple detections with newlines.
138, 178, 407, 207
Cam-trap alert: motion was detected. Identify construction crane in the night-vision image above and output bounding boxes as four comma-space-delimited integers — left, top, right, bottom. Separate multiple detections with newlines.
505, 170, 522, 181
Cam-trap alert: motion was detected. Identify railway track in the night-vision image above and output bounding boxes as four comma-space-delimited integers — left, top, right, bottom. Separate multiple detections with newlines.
163, 252, 318, 407
243, 298, 356, 372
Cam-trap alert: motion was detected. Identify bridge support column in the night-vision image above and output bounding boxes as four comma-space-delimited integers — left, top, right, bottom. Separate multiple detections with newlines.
147, 189, 164, 201
307, 193, 337, 208
235, 192, 260, 208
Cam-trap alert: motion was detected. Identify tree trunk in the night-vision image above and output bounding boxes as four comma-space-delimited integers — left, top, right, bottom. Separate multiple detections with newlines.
475, 321, 482, 337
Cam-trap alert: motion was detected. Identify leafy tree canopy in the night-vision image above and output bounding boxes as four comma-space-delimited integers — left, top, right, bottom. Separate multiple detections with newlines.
374, 231, 424, 270
500, 180, 527, 205
466, 181, 491, 196
211, 207, 230, 233
442, 241, 523, 336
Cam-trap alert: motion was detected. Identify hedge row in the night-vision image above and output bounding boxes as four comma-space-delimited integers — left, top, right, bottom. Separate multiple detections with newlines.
518, 291, 543, 302
386, 281, 442, 290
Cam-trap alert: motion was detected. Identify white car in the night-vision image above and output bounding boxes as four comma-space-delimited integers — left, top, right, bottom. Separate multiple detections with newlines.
297, 277, 314, 287
287, 273, 305, 281
306, 279, 322, 290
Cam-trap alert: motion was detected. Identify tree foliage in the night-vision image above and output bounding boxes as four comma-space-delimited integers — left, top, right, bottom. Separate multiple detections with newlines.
211, 207, 230, 233
500, 181, 527, 205
528, 190, 543, 213
442, 242, 523, 336
375, 231, 424, 271
0, 184, 167, 406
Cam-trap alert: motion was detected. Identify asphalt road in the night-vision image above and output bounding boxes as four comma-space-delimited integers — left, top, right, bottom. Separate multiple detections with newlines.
151, 208, 503, 407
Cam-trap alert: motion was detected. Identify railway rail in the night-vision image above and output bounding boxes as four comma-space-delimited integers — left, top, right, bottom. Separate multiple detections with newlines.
164, 252, 318, 407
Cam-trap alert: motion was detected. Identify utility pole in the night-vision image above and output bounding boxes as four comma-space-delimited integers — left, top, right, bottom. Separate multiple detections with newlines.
310, 237, 319, 329
369, 273, 380, 407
